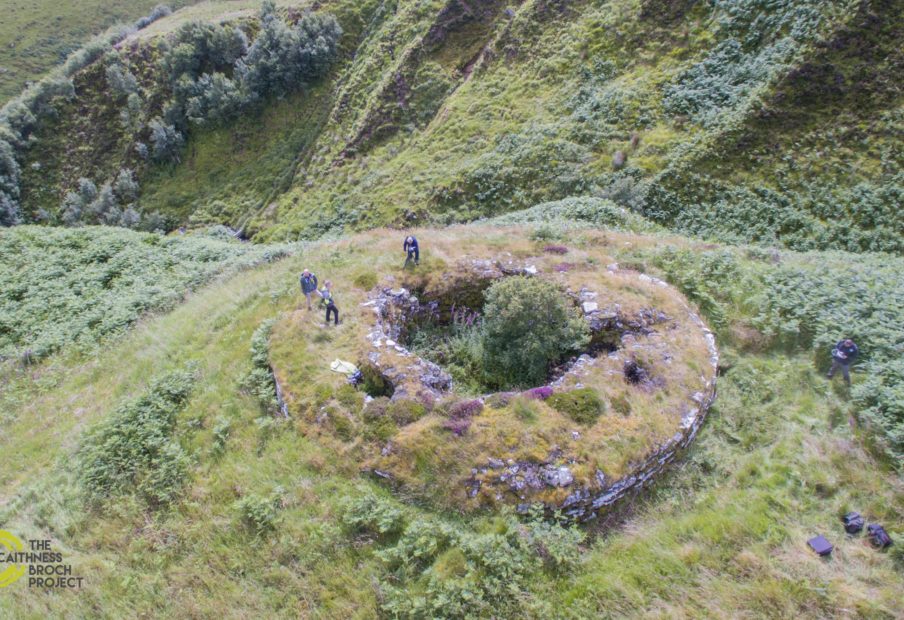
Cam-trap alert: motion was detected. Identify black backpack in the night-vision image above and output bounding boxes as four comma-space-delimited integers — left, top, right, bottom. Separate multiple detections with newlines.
867, 524, 893, 549
842, 512, 864, 534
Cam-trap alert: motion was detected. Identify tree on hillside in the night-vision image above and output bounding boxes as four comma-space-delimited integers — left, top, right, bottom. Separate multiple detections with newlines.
149, 118, 184, 163
113, 169, 139, 203
237, 3, 341, 100
0, 138, 21, 226
184, 72, 246, 126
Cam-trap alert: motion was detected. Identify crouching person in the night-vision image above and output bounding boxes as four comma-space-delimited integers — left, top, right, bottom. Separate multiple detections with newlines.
404, 235, 419, 267
827, 338, 859, 385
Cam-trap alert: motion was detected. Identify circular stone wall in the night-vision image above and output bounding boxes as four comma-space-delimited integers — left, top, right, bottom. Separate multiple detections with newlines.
357, 258, 717, 520
269, 244, 718, 522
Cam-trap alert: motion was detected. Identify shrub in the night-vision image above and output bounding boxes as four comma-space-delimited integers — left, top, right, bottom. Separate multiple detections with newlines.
523, 506, 585, 572
336, 383, 364, 409
548, 388, 605, 425
362, 397, 398, 442
235, 489, 283, 535
135, 4, 173, 30
442, 417, 471, 436
387, 399, 427, 425
376, 513, 547, 618
485, 392, 516, 409
243, 320, 280, 413
353, 271, 378, 290
524, 386, 553, 400
342, 493, 406, 538
329, 409, 355, 441
447, 399, 483, 419
76, 370, 195, 508
359, 361, 394, 398
211, 416, 231, 455
482, 276, 590, 388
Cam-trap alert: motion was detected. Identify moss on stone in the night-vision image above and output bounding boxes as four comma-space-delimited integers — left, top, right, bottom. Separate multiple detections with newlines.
547, 388, 606, 426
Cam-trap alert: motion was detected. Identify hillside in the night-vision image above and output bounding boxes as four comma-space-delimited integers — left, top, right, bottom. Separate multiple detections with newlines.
0, 224, 288, 361
0, 1, 200, 103
1, 0, 901, 253
1, 218, 902, 618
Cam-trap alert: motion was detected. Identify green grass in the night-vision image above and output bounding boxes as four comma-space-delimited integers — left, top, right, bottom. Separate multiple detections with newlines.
0, 0, 199, 103
0, 225, 289, 361
8, 0, 900, 257
0, 224, 901, 618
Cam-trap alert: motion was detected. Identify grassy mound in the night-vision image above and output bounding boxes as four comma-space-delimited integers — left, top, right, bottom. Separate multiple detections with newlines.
266, 226, 716, 513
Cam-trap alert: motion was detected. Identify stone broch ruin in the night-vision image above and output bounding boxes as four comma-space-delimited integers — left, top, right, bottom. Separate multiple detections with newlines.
353, 258, 718, 521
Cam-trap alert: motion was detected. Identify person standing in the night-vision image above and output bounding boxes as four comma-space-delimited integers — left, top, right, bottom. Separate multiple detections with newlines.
320, 280, 339, 326
403, 235, 419, 267
827, 338, 859, 385
300, 269, 318, 310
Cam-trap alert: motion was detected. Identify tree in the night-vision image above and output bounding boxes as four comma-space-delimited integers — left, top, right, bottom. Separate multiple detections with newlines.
184, 73, 246, 126
0, 138, 21, 226
77, 178, 98, 205
60, 191, 84, 226
148, 117, 184, 163
120, 205, 142, 229
482, 276, 590, 388
164, 22, 247, 81
87, 182, 121, 224
105, 61, 139, 98
119, 92, 146, 134
237, 6, 341, 100
113, 168, 139, 203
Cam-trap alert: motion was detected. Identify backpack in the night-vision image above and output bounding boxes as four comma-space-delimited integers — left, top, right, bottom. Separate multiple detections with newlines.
842, 512, 864, 534
867, 524, 893, 549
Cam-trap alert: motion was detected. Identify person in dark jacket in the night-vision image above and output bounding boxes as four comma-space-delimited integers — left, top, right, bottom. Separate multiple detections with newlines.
299, 269, 318, 310
827, 338, 859, 385
403, 235, 419, 267
320, 280, 339, 325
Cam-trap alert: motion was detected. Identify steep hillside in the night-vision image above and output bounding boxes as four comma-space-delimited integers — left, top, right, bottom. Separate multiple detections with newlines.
2, 0, 901, 254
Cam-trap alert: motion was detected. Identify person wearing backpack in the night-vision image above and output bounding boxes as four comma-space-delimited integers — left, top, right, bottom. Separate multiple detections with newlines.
320, 280, 339, 326
827, 338, 859, 385
403, 235, 419, 267
299, 269, 318, 311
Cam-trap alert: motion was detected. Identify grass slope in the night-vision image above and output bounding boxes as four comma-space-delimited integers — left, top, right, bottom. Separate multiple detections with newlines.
0, 224, 288, 361
0, 222, 901, 618
11, 0, 901, 256
0, 0, 199, 104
